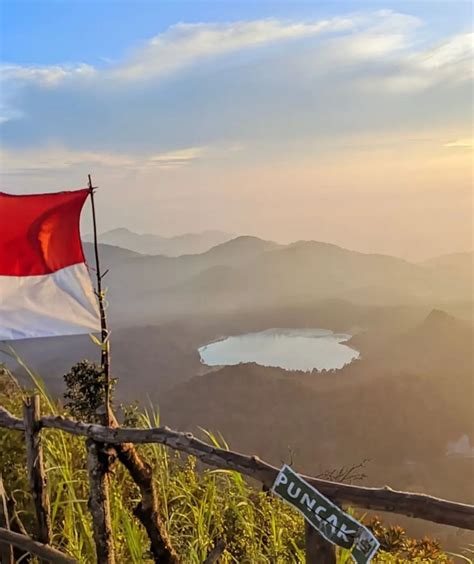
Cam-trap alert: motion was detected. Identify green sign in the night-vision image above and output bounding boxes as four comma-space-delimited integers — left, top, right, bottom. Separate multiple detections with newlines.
272, 465, 380, 564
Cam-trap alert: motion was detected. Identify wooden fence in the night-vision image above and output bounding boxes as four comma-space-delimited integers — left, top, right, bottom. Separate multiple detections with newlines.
1, 397, 473, 564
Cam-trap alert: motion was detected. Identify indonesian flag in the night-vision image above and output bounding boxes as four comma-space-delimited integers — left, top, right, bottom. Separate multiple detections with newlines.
0, 189, 100, 340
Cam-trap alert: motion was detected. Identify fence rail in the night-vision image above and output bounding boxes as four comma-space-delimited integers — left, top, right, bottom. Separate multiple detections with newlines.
0, 528, 77, 564
1, 404, 473, 530
1, 400, 474, 564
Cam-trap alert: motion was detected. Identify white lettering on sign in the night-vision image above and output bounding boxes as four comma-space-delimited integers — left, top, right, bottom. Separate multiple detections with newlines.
272, 465, 380, 564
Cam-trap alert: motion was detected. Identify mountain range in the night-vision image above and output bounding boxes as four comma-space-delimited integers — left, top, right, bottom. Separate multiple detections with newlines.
83, 228, 234, 256
82, 236, 473, 325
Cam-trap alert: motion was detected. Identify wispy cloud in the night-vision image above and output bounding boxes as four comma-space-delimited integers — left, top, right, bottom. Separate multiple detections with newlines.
146, 146, 208, 168
444, 138, 473, 149
359, 31, 474, 92
1, 63, 96, 86
111, 17, 356, 80
0, 145, 209, 176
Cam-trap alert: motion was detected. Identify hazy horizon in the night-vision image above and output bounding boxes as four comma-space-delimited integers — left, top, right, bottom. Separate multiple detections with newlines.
87, 225, 473, 262
1, 1, 473, 261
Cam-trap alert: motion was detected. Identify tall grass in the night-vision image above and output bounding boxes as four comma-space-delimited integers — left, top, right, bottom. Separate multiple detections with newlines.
137, 408, 305, 562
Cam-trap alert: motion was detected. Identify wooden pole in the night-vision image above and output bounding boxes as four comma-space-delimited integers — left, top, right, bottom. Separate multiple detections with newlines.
86, 439, 115, 564
23, 395, 52, 552
0, 475, 14, 564
86, 176, 177, 562
305, 523, 336, 564
87, 174, 117, 563
88, 174, 111, 425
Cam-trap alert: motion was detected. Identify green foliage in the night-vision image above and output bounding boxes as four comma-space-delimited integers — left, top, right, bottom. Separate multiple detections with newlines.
366, 517, 452, 562
0, 362, 455, 563
63, 360, 116, 422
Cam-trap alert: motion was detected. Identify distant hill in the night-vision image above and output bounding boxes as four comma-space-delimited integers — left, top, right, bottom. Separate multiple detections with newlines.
82, 242, 142, 266
87, 236, 472, 324
200, 235, 280, 262
376, 308, 474, 384
422, 251, 473, 270
83, 228, 235, 256
420, 253, 473, 297
6, 323, 203, 399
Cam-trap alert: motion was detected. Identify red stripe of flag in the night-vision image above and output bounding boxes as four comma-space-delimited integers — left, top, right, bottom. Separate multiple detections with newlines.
0, 189, 90, 276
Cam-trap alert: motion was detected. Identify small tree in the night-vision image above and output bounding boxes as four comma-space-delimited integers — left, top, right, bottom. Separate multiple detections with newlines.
63, 360, 116, 423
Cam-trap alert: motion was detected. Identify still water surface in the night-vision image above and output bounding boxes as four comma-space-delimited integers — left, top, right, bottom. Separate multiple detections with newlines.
198, 329, 359, 372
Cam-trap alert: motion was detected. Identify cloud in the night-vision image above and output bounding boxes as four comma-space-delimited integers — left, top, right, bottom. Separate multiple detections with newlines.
112, 17, 356, 80
0, 10, 471, 162
0, 11, 420, 88
444, 138, 473, 148
358, 31, 474, 92
415, 32, 473, 71
0, 147, 132, 176
0, 17, 355, 89
147, 146, 208, 168
1, 63, 95, 86
0, 145, 208, 176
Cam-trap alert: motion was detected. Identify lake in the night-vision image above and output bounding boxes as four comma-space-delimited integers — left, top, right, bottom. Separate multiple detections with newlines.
198, 328, 360, 372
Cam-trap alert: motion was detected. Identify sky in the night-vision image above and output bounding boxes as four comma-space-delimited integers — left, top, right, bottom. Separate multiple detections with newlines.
0, 0, 472, 260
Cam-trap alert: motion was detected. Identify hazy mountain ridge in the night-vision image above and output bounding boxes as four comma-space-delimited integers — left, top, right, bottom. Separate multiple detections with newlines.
80, 236, 473, 323
83, 227, 235, 256
83, 242, 143, 266
422, 251, 473, 268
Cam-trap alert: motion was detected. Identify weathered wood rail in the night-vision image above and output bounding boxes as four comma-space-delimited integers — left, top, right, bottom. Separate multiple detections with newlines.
0, 528, 77, 564
1, 406, 472, 530
1, 401, 474, 563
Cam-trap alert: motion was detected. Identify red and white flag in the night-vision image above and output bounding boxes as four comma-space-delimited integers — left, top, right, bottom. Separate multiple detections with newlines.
0, 189, 100, 340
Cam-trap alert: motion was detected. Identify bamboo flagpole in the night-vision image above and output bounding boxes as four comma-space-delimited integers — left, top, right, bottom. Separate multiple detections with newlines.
87, 175, 116, 564
85, 175, 178, 562
88, 174, 112, 425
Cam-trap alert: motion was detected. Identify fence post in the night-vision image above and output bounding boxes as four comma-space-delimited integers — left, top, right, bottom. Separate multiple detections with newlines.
305, 522, 336, 564
115, 441, 179, 563
86, 439, 116, 564
0, 474, 14, 564
23, 395, 52, 549
101, 408, 178, 563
